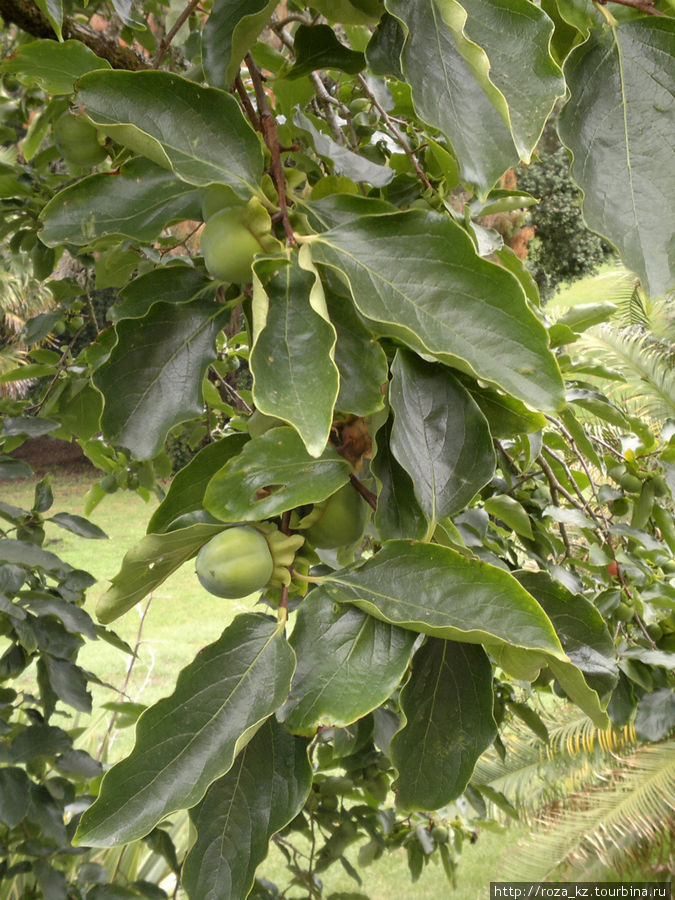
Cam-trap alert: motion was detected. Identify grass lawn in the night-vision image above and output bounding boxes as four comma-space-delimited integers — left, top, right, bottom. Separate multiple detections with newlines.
3, 468, 530, 898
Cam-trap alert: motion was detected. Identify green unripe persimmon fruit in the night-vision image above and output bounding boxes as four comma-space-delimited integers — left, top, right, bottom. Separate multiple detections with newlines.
200, 206, 269, 283
431, 825, 449, 844
195, 526, 274, 599
53, 112, 107, 167
305, 483, 367, 549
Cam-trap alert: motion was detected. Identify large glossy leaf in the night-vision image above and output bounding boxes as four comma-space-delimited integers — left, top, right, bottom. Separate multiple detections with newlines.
295, 110, 394, 188
278, 588, 416, 736
457, 0, 564, 160
371, 418, 428, 541
287, 24, 365, 78
324, 274, 388, 417
312, 211, 564, 411
148, 435, 248, 534
202, 0, 276, 88
391, 639, 496, 810
96, 523, 227, 624
324, 541, 566, 659
250, 254, 338, 457
75, 614, 295, 847
0, 40, 110, 94
112, 264, 214, 323
389, 350, 495, 525
386, 0, 517, 194
40, 158, 202, 247
558, 19, 675, 297
517, 570, 618, 700
204, 426, 351, 522
0, 767, 31, 827
93, 298, 229, 460
183, 718, 311, 900
75, 70, 264, 197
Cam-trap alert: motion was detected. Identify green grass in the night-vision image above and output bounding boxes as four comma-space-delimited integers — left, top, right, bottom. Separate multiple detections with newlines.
3, 470, 530, 898
544, 262, 631, 312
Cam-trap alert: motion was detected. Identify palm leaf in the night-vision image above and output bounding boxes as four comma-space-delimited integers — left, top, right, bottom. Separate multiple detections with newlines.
579, 326, 675, 420
501, 741, 675, 880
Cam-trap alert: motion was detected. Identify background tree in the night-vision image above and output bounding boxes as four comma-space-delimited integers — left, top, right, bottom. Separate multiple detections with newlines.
0, 0, 673, 897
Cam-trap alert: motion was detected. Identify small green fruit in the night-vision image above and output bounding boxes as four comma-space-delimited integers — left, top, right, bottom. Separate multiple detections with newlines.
615, 602, 634, 622
51, 319, 67, 336
431, 825, 449, 843
200, 200, 276, 283
53, 112, 107, 167
618, 472, 642, 493
195, 526, 274, 598
305, 484, 367, 549
69, 315, 85, 331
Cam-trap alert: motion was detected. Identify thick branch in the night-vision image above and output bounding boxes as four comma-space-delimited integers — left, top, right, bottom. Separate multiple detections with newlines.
0, 0, 149, 69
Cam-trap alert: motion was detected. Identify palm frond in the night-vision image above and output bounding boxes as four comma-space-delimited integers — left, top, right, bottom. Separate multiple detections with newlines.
579, 325, 675, 420
500, 741, 675, 881
474, 710, 637, 816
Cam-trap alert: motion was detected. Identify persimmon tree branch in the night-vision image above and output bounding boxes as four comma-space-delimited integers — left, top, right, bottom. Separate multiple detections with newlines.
356, 73, 433, 192
601, 0, 664, 15
0, 0, 149, 68
152, 0, 202, 68
245, 53, 295, 244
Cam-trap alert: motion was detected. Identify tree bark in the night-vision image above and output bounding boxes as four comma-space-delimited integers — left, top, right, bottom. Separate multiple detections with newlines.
0, 0, 149, 69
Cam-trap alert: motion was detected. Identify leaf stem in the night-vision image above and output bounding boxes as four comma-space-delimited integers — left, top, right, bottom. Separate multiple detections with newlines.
349, 473, 377, 511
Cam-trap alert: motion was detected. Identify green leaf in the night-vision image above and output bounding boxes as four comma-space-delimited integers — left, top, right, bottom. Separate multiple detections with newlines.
1, 417, 59, 438
516, 571, 618, 697
0, 363, 55, 384
93, 298, 229, 460
325, 541, 566, 659
0, 767, 31, 827
148, 434, 248, 534
371, 417, 428, 541
0, 539, 70, 577
48, 513, 107, 539
391, 639, 496, 810
567, 389, 630, 429
183, 718, 311, 900
557, 302, 618, 333
250, 253, 338, 457
0, 457, 32, 480
34, 0, 63, 39
278, 588, 416, 735
204, 427, 351, 523
287, 24, 366, 78
310, 0, 384, 25
40, 158, 202, 247
558, 19, 675, 297
295, 111, 394, 188
202, 0, 277, 88
389, 351, 495, 525
312, 210, 564, 411
324, 273, 388, 417
96, 523, 226, 624
634, 689, 675, 741
41, 657, 92, 713
112, 264, 214, 323
506, 700, 549, 743
75, 70, 264, 197
366, 13, 405, 79
0, 40, 110, 94
456, 0, 564, 161
75, 613, 295, 846
466, 381, 546, 438
484, 495, 533, 539
386, 0, 517, 194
